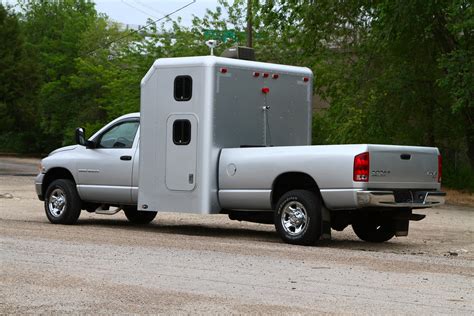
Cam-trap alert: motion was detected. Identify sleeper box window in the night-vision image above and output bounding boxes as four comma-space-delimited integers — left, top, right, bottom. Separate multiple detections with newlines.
173, 119, 191, 145
174, 76, 192, 101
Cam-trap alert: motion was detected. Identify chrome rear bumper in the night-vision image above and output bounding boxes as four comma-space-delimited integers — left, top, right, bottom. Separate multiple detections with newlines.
357, 190, 446, 208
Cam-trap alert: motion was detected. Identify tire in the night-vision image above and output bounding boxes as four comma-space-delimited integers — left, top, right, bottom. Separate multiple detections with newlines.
274, 190, 322, 245
123, 207, 157, 224
352, 218, 395, 243
44, 179, 82, 225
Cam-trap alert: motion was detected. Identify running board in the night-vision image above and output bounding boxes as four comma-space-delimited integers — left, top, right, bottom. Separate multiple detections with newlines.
95, 205, 122, 215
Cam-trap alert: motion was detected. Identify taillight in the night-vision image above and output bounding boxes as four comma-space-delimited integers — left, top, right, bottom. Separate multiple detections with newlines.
354, 152, 370, 182
438, 155, 442, 183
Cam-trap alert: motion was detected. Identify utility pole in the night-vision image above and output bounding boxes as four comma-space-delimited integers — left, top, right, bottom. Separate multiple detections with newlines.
246, 0, 253, 47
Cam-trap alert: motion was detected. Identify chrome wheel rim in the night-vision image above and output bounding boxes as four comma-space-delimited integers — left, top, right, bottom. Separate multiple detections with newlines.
48, 188, 67, 218
281, 201, 308, 236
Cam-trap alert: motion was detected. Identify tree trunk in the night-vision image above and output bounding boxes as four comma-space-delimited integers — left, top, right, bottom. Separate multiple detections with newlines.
465, 107, 474, 169
246, 0, 253, 48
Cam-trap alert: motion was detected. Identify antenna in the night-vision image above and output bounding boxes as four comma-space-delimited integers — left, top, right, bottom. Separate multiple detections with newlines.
205, 40, 218, 55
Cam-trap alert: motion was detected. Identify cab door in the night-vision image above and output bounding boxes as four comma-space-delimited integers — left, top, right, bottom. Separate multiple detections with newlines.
76, 119, 139, 204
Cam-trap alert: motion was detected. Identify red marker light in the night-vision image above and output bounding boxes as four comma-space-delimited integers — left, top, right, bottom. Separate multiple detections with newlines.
253, 72, 260, 77
220, 68, 228, 73
263, 73, 269, 78
261, 87, 270, 94
353, 152, 370, 182
303, 77, 309, 82
272, 74, 279, 79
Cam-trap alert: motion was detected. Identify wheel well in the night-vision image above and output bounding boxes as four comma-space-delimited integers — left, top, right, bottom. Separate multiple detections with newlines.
42, 168, 76, 197
271, 172, 321, 208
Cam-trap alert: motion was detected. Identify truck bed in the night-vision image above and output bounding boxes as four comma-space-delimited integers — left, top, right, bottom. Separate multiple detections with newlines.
218, 144, 442, 211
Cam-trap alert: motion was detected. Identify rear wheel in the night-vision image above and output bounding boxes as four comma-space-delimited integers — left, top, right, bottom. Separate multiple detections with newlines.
352, 218, 395, 243
123, 207, 157, 224
274, 190, 322, 245
44, 179, 82, 225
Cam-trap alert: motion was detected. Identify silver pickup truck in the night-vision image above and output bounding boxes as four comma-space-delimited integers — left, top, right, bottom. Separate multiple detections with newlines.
36, 56, 445, 245
36, 113, 445, 246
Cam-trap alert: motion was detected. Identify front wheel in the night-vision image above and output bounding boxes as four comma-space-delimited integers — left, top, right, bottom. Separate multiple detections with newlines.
274, 190, 322, 245
44, 179, 82, 225
352, 219, 395, 243
123, 207, 157, 224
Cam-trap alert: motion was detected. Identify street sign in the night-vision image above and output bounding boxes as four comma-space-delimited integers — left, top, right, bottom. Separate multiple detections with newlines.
203, 29, 238, 43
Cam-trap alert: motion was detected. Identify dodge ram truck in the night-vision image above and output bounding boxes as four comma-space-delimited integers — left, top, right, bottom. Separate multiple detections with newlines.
36, 55, 445, 245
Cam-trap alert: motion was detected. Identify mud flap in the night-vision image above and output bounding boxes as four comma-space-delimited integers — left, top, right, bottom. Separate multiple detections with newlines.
393, 211, 425, 237
321, 206, 331, 240
394, 220, 409, 237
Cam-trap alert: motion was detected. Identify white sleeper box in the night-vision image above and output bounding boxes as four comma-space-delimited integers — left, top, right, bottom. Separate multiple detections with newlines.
138, 56, 313, 214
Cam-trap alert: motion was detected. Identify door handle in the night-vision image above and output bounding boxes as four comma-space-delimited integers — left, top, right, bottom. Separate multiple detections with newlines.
120, 155, 132, 161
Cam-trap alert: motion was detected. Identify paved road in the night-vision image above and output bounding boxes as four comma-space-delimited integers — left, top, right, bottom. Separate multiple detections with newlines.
0, 156, 39, 176
0, 158, 473, 314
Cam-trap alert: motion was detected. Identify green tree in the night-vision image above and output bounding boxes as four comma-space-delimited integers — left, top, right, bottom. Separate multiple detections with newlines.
260, 0, 473, 189
19, 0, 113, 150
437, 0, 473, 167
2, 0, 471, 189
0, 4, 40, 152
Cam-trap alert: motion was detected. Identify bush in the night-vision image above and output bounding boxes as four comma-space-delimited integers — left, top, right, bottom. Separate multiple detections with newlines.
443, 164, 474, 192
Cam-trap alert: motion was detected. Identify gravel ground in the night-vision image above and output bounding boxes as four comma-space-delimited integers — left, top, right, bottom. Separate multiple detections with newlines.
0, 158, 473, 314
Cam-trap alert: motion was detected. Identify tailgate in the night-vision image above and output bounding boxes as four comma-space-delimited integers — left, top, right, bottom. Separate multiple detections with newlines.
368, 145, 440, 189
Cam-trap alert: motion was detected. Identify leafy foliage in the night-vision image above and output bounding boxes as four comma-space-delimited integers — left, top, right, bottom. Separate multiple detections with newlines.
260, 0, 473, 188
0, 4, 40, 152
0, 0, 472, 189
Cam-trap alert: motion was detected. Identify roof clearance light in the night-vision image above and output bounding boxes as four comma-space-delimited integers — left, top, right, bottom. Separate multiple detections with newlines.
253, 72, 260, 77
303, 77, 309, 82
261, 87, 270, 94
220, 68, 228, 73
272, 74, 279, 79
263, 73, 269, 78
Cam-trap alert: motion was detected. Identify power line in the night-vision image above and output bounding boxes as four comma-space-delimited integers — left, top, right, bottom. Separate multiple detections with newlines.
131, 0, 167, 17
84, 0, 196, 57
121, 0, 160, 20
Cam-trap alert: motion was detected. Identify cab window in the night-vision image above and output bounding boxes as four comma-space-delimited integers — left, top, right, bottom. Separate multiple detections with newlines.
97, 121, 139, 148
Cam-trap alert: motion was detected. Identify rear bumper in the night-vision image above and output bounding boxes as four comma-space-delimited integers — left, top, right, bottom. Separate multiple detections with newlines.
357, 190, 445, 208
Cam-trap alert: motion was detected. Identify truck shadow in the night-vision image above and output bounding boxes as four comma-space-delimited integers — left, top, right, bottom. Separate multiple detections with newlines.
77, 217, 416, 251
77, 218, 281, 243
317, 238, 418, 253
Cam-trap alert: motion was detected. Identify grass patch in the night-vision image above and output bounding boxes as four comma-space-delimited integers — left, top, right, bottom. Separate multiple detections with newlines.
443, 188, 474, 207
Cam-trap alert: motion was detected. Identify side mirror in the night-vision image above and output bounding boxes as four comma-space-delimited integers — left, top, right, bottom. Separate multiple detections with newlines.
75, 127, 94, 148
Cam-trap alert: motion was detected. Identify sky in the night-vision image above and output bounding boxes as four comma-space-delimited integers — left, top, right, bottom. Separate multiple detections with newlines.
2, 0, 222, 27
94, 0, 221, 26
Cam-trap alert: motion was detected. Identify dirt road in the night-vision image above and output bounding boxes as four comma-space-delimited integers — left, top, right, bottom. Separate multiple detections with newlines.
1, 158, 473, 314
